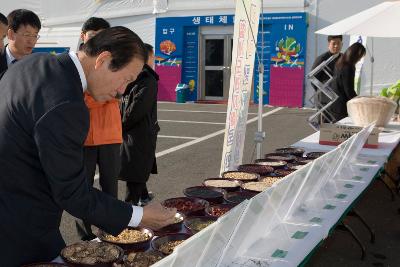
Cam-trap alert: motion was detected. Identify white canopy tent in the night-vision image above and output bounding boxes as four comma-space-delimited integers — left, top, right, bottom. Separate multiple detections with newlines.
315, 1, 400, 95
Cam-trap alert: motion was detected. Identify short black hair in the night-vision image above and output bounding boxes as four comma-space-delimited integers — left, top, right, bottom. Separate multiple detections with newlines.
7, 9, 41, 32
82, 26, 148, 71
0, 12, 7, 26
144, 43, 154, 54
81, 17, 110, 33
327, 35, 343, 42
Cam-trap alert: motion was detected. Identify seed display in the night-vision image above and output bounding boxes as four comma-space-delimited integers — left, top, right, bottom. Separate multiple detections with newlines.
222, 171, 259, 180
103, 229, 151, 243
159, 240, 185, 255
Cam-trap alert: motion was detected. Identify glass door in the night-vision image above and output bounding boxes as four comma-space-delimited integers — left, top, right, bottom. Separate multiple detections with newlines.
201, 34, 233, 100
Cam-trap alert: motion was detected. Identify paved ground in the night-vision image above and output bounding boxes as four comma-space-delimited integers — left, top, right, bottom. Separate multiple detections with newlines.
59, 102, 400, 266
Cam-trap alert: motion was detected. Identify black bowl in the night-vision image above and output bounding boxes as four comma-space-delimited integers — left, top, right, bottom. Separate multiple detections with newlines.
154, 212, 185, 235
162, 197, 209, 216
275, 147, 305, 157
22, 264, 68, 267
223, 191, 257, 205
183, 186, 226, 204
306, 151, 326, 159
205, 203, 236, 218
183, 216, 218, 234
60, 241, 124, 267
253, 159, 287, 169
97, 227, 153, 252
123, 250, 165, 267
203, 178, 242, 192
221, 171, 260, 182
237, 164, 274, 176
274, 168, 297, 177
151, 233, 192, 255
264, 153, 296, 163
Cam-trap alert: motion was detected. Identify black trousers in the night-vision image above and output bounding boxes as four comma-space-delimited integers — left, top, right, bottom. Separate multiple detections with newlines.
76, 143, 121, 239
125, 182, 149, 205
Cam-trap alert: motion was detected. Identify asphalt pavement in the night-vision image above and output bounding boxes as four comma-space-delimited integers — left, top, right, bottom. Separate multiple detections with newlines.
59, 102, 400, 267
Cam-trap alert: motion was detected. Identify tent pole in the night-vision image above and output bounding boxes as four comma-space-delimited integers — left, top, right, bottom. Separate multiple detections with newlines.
370, 38, 374, 95
256, 0, 264, 160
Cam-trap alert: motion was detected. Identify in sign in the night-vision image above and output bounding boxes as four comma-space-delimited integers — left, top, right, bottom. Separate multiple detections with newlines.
284, 24, 294, 30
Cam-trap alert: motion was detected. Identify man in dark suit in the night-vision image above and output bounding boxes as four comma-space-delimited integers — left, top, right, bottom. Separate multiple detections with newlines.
0, 12, 7, 49
0, 26, 176, 266
311, 35, 343, 122
0, 9, 41, 75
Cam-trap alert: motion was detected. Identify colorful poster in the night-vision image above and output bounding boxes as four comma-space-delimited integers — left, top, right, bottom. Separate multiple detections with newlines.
182, 27, 199, 101
220, 0, 261, 173
254, 13, 307, 107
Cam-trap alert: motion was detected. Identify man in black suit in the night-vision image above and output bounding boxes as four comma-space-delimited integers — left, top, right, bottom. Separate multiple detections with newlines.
0, 26, 176, 266
0, 12, 7, 49
311, 35, 343, 122
0, 9, 41, 75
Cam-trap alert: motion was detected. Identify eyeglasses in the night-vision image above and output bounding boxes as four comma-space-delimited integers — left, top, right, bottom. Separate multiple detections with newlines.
16, 32, 40, 40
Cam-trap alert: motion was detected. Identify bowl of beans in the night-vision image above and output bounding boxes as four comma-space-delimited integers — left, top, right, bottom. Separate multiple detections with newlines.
253, 159, 288, 169
97, 227, 153, 252
162, 197, 209, 216
237, 164, 274, 176
151, 233, 192, 255
183, 216, 217, 234
221, 171, 260, 182
264, 153, 296, 163
274, 168, 297, 177
223, 191, 257, 205
203, 178, 242, 192
306, 151, 326, 159
275, 147, 305, 157
205, 203, 236, 218
154, 212, 185, 235
240, 181, 274, 193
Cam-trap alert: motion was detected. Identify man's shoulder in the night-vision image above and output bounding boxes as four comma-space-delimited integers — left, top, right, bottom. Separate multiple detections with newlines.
316, 51, 332, 61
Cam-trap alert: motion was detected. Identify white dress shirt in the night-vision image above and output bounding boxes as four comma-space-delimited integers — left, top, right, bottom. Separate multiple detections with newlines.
5, 46, 16, 66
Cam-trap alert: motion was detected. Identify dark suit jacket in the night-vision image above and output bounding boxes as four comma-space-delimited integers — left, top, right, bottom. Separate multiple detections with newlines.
0, 52, 132, 266
0, 46, 8, 76
119, 64, 160, 182
327, 64, 357, 122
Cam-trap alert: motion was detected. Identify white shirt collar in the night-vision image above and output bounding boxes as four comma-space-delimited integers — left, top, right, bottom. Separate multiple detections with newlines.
5, 46, 16, 66
68, 51, 87, 91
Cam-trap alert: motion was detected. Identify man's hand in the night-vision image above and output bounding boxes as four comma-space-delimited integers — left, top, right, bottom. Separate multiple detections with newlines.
139, 202, 177, 230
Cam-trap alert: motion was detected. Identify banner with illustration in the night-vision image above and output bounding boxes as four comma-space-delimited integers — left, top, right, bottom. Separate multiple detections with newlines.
254, 13, 307, 107
220, 0, 261, 174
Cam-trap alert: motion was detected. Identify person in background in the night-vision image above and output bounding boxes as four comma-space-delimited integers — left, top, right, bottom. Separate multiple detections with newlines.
327, 42, 366, 123
0, 26, 176, 266
311, 35, 343, 122
0, 12, 7, 49
75, 17, 124, 241
120, 43, 160, 206
0, 9, 41, 75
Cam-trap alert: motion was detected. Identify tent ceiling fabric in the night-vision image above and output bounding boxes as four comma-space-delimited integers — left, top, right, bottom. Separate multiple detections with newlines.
315, 1, 400, 38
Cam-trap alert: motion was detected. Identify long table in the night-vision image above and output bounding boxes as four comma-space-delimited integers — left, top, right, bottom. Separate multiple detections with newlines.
152, 119, 400, 267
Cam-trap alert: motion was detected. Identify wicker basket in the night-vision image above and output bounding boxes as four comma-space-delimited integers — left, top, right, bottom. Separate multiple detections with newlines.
347, 96, 396, 127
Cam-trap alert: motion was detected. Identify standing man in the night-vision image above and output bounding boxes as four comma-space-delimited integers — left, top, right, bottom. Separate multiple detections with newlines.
0, 26, 176, 266
76, 17, 123, 241
311, 35, 343, 121
0, 9, 41, 74
0, 12, 7, 49
120, 43, 160, 206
